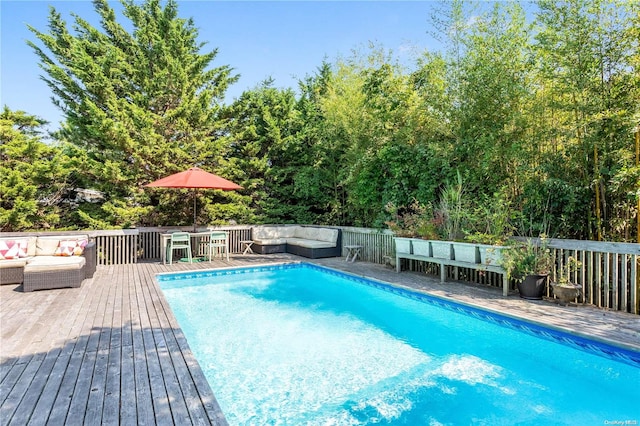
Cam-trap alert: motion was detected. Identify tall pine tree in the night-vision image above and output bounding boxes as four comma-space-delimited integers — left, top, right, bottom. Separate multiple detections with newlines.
28, 0, 238, 226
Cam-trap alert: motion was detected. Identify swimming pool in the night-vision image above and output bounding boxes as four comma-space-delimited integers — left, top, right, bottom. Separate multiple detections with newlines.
158, 263, 640, 425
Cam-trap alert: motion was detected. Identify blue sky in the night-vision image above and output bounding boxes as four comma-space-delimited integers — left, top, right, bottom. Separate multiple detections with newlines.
1, 1, 445, 130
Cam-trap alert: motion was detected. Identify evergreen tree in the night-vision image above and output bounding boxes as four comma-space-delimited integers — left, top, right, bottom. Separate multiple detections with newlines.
0, 107, 71, 230
28, 0, 238, 226
225, 80, 302, 223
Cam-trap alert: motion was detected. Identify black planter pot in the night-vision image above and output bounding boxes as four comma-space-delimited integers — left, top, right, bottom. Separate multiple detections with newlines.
517, 274, 548, 300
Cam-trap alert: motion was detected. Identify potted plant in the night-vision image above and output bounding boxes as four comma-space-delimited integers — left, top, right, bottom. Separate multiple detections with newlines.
393, 237, 413, 255
466, 233, 509, 266
429, 240, 452, 259
465, 189, 514, 266
386, 200, 440, 257
451, 241, 479, 263
550, 256, 582, 305
500, 236, 554, 300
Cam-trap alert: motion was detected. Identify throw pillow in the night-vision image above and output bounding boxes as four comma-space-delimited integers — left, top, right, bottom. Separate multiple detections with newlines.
0, 239, 28, 260
54, 239, 89, 256
54, 240, 78, 256
73, 239, 89, 256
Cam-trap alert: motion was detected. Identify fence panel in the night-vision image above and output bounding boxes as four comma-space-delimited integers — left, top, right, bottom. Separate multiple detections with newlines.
339, 227, 395, 264
545, 239, 640, 315
92, 230, 138, 265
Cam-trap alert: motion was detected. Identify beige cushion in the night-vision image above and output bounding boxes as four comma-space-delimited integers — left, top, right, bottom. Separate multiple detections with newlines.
27, 237, 37, 257
25, 255, 85, 272
285, 238, 335, 249
0, 258, 29, 268
294, 227, 317, 240
253, 226, 338, 246
318, 228, 338, 243
294, 227, 338, 244
36, 235, 89, 256
36, 238, 61, 256
253, 238, 288, 245
252, 226, 299, 240
252, 226, 277, 240
281, 226, 300, 238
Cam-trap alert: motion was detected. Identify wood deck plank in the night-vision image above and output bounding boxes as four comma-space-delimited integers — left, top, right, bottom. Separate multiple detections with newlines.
136, 264, 174, 424
143, 263, 211, 425
66, 280, 111, 423
127, 265, 155, 426
83, 271, 118, 425
2, 254, 639, 426
2, 291, 55, 356
145, 268, 191, 425
47, 272, 110, 425
117, 265, 138, 424
0, 356, 20, 392
9, 348, 60, 426
0, 353, 45, 422
102, 264, 125, 425
27, 340, 75, 425
65, 275, 112, 421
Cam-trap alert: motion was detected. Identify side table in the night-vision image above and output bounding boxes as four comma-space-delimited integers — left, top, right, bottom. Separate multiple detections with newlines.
344, 245, 363, 263
240, 240, 255, 255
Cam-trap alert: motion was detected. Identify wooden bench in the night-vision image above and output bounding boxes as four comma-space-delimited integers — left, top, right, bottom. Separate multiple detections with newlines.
396, 252, 509, 296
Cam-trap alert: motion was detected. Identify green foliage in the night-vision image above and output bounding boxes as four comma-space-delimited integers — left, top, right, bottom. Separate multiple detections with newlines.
437, 171, 466, 240
453, 2, 534, 193
384, 200, 439, 239
465, 188, 514, 244
500, 236, 555, 282
28, 0, 238, 227
555, 256, 582, 285
517, 177, 591, 239
5, 0, 637, 241
0, 107, 69, 230
225, 80, 304, 223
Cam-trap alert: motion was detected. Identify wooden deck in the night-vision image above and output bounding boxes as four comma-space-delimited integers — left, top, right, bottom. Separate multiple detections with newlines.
2, 255, 639, 425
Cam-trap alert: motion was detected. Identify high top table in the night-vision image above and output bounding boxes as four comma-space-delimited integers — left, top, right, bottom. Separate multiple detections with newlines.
160, 231, 221, 264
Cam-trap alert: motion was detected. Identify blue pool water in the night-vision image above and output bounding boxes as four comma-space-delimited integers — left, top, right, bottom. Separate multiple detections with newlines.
159, 263, 640, 425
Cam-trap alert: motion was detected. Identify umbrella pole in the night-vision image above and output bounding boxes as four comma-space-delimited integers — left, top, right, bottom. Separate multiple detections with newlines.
193, 190, 197, 232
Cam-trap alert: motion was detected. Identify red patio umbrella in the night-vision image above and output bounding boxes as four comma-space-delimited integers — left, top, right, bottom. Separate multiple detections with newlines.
145, 167, 242, 231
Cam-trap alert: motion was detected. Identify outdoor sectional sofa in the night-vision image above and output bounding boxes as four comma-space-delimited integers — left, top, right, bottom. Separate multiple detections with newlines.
0, 235, 97, 292
251, 225, 342, 259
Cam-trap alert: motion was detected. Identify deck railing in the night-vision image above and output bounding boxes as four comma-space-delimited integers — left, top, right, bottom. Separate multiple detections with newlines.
545, 238, 639, 315
2, 227, 638, 314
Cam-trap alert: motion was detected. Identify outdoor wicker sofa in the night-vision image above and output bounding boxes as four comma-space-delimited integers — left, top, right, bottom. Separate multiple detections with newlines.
250, 225, 342, 259
0, 235, 97, 291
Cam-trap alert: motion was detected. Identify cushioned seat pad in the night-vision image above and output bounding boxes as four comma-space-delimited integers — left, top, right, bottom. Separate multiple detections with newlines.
253, 238, 288, 245
0, 258, 29, 268
25, 255, 86, 272
285, 238, 335, 249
